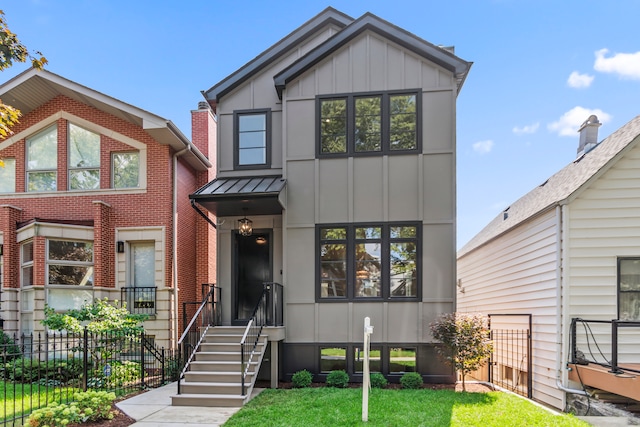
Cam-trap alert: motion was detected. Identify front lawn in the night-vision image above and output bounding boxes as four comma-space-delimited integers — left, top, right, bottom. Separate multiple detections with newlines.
0, 381, 78, 421
224, 388, 590, 427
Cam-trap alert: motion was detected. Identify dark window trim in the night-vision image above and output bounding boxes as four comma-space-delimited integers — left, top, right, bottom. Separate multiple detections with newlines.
233, 108, 272, 170
316, 89, 422, 158
316, 343, 420, 376
617, 257, 640, 320
316, 222, 422, 302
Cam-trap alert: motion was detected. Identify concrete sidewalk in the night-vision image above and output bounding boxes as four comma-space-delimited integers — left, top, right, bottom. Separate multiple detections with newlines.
116, 382, 261, 427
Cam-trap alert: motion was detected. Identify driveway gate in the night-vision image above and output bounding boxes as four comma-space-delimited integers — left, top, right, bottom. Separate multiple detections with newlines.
488, 314, 532, 398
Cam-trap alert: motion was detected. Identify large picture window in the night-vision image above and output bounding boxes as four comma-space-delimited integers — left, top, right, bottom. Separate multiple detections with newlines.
318, 223, 419, 301
26, 125, 58, 192
234, 109, 271, 169
619, 258, 640, 321
68, 123, 100, 190
318, 90, 419, 156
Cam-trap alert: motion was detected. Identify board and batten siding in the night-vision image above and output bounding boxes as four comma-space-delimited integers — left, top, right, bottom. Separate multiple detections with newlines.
457, 209, 563, 409
566, 139, 640, 365
281, 30, 458, 345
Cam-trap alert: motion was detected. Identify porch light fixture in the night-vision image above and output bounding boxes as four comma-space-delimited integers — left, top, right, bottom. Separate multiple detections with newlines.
0, 244, 3, 256
238, 215, 253, 237
116, 241, 125, 253
256, 236, 267, 245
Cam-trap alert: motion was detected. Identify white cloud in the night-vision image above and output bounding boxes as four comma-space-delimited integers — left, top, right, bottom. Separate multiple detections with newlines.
547, 106, 612, 137
567, 71, 594, 88
472, 140, 494, 154
512, 122, 540, 135
594, 49, 640, 80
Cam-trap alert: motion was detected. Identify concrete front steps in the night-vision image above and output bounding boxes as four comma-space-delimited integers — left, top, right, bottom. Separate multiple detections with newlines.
171, 326, 268, 407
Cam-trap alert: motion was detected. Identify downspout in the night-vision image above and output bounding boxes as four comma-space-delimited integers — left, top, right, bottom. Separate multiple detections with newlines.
555, 204, 587, 397
172, 146, 190, 348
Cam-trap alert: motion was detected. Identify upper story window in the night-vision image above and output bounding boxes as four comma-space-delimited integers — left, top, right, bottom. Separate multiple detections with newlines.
21, 240, 34, 287
318, 223, 420, 301
26, 125, 58, 192
619, 258, 640, 321
112, 152, 139, 188
234, 109, 271, 169
68, 123, 100, 190
0, 158, 16, 193
318, 90, 420, 156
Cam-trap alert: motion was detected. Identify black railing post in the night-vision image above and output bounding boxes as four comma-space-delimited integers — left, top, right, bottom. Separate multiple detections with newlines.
610, 319, 619, 373
570, 318, 577, 363
161, 347, 165, 384
83, 327, 88, 392
527, 315, 532, 399
141, 332, 146, 388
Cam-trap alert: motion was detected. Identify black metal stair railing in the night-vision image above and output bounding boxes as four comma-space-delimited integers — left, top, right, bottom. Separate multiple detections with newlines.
177, 284, 221, 394
570, 318, 640, 375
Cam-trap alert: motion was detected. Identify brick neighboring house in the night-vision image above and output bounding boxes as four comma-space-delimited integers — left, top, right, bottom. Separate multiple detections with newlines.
190, 7, 471, 383
0, 69, 216, 348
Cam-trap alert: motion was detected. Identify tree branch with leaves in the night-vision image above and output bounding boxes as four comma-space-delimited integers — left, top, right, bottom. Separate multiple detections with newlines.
0, 9, 47, 165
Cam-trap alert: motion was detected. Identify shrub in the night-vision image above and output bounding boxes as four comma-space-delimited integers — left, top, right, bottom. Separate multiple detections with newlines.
326, 370, 349, 388
25, 390, 115, 427
0, 330, 21, 360
400, 372, 423, 389
1, 357, 83, 384
291, 369, 313, 388
105, 360, 140, 387
370, 372, 387, 389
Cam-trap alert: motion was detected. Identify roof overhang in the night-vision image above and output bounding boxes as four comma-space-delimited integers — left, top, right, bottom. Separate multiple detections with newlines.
274, 13, 473, 99
0, 69, 211, 171
190, 175, 286, 217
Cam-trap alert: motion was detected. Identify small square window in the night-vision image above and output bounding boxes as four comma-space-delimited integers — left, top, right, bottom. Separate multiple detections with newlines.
389, 347, 416, 373
320, 347, 346, 372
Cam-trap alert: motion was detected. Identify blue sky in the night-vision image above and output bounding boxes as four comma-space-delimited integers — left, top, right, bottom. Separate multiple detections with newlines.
3, 0, 640, 249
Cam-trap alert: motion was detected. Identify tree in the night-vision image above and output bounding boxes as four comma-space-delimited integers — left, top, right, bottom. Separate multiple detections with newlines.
430, 312, 493, 391
0, 9, 47, 165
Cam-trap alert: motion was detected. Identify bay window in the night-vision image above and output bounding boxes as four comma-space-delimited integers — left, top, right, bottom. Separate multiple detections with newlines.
47, 239, 94, 311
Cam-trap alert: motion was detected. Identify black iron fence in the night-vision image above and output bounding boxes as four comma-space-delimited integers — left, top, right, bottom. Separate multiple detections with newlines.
488, 314, 532, 399
121, 286, 157, 315
570, 318, 640, 375
1, 329, 181, 427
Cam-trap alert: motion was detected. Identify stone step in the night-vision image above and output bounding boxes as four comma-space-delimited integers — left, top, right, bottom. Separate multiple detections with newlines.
189, 360, 259, 372
183, 370, 253, 383
199, 342, 265, 353
180, 381, 244, 395
171, 393, 247, 408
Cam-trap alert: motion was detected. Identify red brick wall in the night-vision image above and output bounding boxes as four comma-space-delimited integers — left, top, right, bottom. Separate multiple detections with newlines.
0, 95, 199, 299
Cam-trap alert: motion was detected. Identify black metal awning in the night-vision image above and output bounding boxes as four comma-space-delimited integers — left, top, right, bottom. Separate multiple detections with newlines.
189, 175, 286, 217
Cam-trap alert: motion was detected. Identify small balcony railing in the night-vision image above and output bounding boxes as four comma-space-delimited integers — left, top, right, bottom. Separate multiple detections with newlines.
121, 287, 157, 315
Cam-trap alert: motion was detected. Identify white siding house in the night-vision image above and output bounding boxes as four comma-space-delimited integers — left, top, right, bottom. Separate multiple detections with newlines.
457, 114, 640, 410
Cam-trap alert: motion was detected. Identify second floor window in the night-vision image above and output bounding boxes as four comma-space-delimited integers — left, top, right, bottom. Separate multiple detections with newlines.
318, 90, 420, 156
112, 152, 139, 188
26, 125, 58, 192
0, 158, 16, 193
68, 124, 100, 190
234, 110, 271, 169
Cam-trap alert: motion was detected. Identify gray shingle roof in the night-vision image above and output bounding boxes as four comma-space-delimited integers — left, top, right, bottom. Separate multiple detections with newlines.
458, 114, 640, 257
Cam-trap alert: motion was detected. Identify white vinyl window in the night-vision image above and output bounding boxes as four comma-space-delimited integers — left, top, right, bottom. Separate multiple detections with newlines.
0, 158, 16, 193
27, 125, 58, 192
68, 123, 100, 190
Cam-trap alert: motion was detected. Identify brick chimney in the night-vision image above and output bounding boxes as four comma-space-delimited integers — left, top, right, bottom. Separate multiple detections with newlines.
576, 115, 601, 157
191, 101, 217, 180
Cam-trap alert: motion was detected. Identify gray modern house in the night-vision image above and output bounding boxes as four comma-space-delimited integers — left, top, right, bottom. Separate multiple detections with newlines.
188, 7, 471, 391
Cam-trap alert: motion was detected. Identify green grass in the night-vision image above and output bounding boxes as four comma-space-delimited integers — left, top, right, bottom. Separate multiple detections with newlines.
0, 381, 78, 421
224, 388, 590, 427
